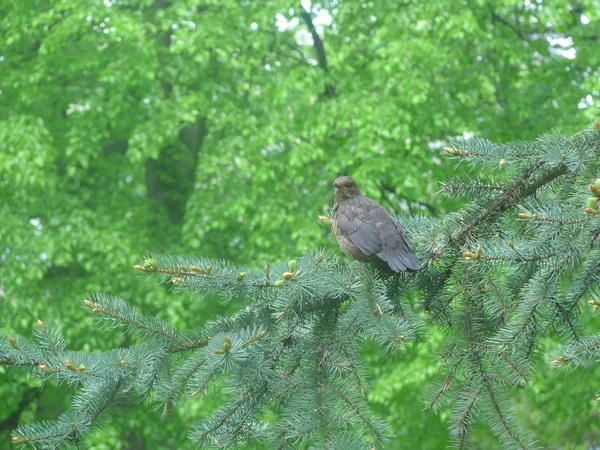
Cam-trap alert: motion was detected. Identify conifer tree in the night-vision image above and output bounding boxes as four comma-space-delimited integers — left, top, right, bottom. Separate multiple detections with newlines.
2, 123, 600, 449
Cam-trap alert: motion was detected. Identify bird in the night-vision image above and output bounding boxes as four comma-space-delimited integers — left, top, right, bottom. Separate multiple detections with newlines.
331, 176, 420, 272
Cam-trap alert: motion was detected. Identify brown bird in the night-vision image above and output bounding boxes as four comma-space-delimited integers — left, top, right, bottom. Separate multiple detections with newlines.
331, 176, 420, 272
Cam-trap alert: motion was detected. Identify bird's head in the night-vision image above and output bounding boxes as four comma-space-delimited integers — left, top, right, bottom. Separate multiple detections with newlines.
333, 176, 362, 202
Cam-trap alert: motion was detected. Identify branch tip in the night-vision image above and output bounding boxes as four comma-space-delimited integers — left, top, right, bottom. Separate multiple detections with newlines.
9, 336, 20, 350
190, 266, 205, 274
588, 299, 600, 311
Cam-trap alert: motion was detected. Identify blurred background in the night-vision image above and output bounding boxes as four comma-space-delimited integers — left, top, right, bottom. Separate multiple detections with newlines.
1, 0, 599, 448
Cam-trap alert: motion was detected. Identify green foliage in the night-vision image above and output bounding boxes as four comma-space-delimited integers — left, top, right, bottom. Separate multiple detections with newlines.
3, 251, 407, 448
2, 0, 600, 448
4, 126, 600, 449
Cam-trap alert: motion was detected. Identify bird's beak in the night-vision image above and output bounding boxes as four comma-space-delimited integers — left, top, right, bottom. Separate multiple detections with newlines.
333, 182, 344, 188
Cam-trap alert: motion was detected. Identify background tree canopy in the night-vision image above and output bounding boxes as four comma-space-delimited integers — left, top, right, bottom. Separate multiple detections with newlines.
1, 0, 599, 448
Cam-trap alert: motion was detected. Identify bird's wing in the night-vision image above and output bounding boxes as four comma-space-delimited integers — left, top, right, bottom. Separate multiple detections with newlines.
336, 197, 420, 271
391, 217, 414, 250
375, 216, 420, 271
334, 199, 384, 256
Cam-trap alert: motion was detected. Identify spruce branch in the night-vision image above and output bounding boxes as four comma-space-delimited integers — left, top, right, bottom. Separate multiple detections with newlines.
155, 349, 206, 416
5, 125, 600, 449
318, 382, 387, 442
518, 213, 595, 225
483, 381, 531, 450
449, 385, 481, 450
33, 320, 65, 356
456, 163, 568, 240
426, 354, 465, 412
553, 333, 600, 368
83, 295, 177, 341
